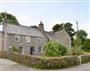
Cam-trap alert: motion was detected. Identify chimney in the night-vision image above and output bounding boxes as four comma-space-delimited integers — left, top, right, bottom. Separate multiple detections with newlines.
39, 21, 44, 31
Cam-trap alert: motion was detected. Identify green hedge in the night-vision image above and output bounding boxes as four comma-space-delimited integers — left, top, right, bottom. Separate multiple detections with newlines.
8, 52, 80, 69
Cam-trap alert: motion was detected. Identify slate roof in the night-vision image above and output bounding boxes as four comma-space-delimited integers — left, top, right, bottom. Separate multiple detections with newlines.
6, 24, 46, 37
2, 24, 70, 41
44, 31, 56, 40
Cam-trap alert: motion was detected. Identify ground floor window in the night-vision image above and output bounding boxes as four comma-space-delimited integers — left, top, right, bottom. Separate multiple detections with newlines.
38, 46, 41, 53
19, 47, 23, 53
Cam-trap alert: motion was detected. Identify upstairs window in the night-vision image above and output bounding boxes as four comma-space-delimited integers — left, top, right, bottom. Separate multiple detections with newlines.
26, 36, 31, 42
36, 38, 41, 43
15, 35, 20, 42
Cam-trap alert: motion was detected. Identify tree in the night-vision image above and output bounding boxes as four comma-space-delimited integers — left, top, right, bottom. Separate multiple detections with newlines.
43, 41, 67, 57
52, 23, 63, 32
0, 12, 19, 25
64, 23, 75, 40
52, 23, 75, 41
76, 30, 87, 44
82, 39, 90, 52
73, 35, 82, 47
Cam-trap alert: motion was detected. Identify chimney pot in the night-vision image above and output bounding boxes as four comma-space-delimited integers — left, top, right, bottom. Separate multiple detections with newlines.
39, 21, 44, 31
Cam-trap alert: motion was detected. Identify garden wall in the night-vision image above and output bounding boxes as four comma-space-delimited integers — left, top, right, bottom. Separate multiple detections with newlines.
81, 54, 90, 64
7, 52, 80, 69
0, 51, 7, 58
1, 52, 90, 69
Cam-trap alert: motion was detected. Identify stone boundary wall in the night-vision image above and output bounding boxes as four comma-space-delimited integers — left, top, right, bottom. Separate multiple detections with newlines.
0, 51, 7, 58
7, 52, 90, 69
1, 52, 90, 69
81, 54, 90, 64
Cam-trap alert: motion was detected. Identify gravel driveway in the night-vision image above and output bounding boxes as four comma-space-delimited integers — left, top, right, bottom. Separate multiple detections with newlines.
0, 59, 90, 71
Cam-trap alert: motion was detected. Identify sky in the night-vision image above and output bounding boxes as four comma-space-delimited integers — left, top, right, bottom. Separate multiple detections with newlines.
0, 0, 90, 37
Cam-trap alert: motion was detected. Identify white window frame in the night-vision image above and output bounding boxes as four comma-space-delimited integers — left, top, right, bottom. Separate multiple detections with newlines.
15, 35, 20, 42
26, 36, 31, 42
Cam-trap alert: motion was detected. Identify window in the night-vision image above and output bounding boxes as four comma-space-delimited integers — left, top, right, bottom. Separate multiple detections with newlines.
19, 47, 23, 53
36, 38, 41, 43
26, 36, 31, 42
38, 46, 41, 53
15, 35, 20, 42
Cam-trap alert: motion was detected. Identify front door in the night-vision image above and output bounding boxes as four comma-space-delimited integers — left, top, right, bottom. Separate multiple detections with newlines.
30, 47, 34, 55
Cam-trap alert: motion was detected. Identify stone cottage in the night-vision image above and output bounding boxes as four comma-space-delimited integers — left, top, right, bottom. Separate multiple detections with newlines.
0, 21, 71, 55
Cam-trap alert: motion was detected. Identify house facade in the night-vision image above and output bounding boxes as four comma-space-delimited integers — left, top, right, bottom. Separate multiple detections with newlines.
1, 22, 71, 55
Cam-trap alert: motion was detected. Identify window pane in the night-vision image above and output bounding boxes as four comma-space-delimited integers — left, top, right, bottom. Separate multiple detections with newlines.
15, 35, 20, 42
26, 36, 30, 42
38, 46, 41, 52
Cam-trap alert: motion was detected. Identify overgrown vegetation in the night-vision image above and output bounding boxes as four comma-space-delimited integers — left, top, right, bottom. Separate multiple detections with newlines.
10, 46, 19, 53
52, 23, 75, 42
70, 47, 83, 55
82, 39, 90, 52
43, 41, 67, 57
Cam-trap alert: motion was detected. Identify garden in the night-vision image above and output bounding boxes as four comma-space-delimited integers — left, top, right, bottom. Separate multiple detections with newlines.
7, 39, 90, 69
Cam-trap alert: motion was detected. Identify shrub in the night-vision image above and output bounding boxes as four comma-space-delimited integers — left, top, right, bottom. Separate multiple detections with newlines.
82, 39, 90, 52
70, 47, 83, 55
10, 46, 18, 52
73, 36, 82, 47
43, 41, 67, 57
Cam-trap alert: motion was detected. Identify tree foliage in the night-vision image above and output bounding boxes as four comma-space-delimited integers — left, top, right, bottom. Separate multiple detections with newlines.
43, 41, 67, 57
82, 39, 90, 52
73, 36, 82, 47
52, 23, 75, 41
70, 46, 83, 55
76, 30, 87, 44
0, 12, 19, 25
52, 23, 63, 32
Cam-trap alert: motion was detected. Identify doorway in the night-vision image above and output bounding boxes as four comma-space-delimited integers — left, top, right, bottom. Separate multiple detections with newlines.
30, 47, 34, 55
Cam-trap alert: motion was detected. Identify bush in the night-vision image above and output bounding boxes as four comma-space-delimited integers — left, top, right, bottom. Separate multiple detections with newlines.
73, 36, 82, 47
70, 47, 83, 55
43, 41, 67, 57
10, 46, 18, 52
82, 39, 90, 52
